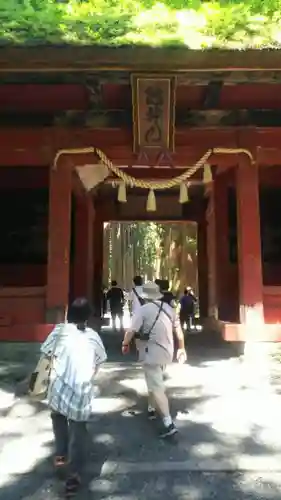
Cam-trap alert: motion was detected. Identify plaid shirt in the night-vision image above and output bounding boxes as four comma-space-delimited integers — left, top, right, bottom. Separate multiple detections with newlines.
41, 323, 107, 421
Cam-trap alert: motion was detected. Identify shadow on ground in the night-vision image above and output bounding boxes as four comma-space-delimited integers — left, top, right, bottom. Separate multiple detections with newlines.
1, 331, 281, 499
1, 385, 280, 500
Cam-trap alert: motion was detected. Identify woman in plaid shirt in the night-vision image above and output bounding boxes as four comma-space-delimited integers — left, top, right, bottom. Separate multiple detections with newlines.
41, 298, 107, 497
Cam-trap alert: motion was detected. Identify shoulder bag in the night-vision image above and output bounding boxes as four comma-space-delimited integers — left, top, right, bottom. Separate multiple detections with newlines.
28, 324, 64, 401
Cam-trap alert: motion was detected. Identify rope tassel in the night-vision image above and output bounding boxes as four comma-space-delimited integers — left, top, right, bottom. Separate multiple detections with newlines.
179, 183, 189, 203
203, 164, 213, 184
146, 189, 156, 211
118, 182, 127, 202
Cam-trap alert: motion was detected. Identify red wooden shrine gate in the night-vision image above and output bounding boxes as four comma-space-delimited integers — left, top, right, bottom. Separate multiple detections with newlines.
0, 47, 281, 341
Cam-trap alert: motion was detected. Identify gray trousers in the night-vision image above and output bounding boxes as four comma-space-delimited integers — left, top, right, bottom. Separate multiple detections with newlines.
51, 411, 88, 475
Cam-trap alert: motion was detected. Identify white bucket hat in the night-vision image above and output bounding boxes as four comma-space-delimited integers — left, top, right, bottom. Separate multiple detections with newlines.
142, 281, 163, 301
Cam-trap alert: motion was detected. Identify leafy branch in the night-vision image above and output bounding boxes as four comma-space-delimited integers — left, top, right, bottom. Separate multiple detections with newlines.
0, 0, 281, 48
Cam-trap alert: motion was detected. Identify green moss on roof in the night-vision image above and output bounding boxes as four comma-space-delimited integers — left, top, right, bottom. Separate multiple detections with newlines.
1, 0, 281, 49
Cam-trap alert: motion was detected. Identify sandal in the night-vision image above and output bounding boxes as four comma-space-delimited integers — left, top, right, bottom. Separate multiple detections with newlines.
65, 474, 81, 497
54, 456, 68, 480
54, 456, 67, 468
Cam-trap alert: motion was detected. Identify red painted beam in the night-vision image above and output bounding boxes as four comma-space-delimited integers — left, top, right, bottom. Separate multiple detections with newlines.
177, 84, 281, 110
0, 147, 251, 168
98, 197, 203, 222
1, 82, 281, 112
102, 84, 131, 109
0, 127, 281, 167
0, 85, 88, 111
220, 84, 281, 109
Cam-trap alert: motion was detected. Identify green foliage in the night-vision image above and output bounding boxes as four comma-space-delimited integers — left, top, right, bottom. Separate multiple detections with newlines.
130, 222, 159, 277
1, 0, 281, 48
105, 221, 198, 292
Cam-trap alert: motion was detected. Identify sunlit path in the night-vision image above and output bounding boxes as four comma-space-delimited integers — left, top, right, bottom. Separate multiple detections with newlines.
102, 306, 132, 331
1, 341, 281, 499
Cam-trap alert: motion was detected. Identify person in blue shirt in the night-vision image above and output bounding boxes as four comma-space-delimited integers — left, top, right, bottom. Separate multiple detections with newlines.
179, 287, 197, 331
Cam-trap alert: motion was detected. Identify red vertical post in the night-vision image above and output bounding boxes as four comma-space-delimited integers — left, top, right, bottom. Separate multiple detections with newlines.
206, 188, 217, 318
214, 172, 236, 321
197, 219, 208, 319
92, 209, 104, 317
236, 162, 264, 324
73, 195, 94, 302
46, 163, 72, 322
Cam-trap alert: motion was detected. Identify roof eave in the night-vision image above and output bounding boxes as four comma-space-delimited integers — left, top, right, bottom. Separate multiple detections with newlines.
0, 46, 281, 73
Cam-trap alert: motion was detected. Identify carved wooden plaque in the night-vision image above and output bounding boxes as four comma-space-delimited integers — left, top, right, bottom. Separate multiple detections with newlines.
131, 75, 176, 153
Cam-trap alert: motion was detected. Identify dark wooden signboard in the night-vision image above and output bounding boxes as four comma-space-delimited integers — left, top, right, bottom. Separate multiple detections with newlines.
131, 75, 176, 154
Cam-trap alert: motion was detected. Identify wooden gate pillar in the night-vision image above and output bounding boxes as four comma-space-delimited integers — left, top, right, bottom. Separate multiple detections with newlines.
206, 188, 218, 318
214, 173, 234, 321
236, 161, 264, 324
92, 208, 104, 317
197, 218, 208, 319
46, 162, 72, 322
73, 195, 94, 302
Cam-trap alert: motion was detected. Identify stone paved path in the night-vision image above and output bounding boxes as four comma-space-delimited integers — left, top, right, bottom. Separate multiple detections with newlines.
1, 336, 281, 499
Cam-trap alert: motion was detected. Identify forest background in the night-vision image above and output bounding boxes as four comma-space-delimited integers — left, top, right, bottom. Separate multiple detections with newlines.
103, 222, 198, 295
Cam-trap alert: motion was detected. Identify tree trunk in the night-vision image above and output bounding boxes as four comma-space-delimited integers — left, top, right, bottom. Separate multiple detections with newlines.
105, 221, 198, 295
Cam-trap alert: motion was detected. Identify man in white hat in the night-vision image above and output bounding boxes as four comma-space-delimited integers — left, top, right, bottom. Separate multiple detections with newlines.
122, 281, 186, 438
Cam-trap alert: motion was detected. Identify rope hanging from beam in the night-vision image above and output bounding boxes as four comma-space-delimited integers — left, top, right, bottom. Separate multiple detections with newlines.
53, 147, 254, 211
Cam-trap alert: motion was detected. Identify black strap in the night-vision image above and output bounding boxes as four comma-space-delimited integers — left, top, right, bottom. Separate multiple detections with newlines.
149, 305, 174, 357
136, 301, 163, 341
136, 302, 172, 342
161, 306, 173, 324
145, 301, 163, 337
132, 287, 145, 306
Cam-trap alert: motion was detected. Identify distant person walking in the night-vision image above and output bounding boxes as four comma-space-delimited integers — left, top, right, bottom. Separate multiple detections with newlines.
106, 280, 125, 330
179, 287, 197, 331
40, 298, 107, 497
122, 282, 187, 438
129, 275, 144, 315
